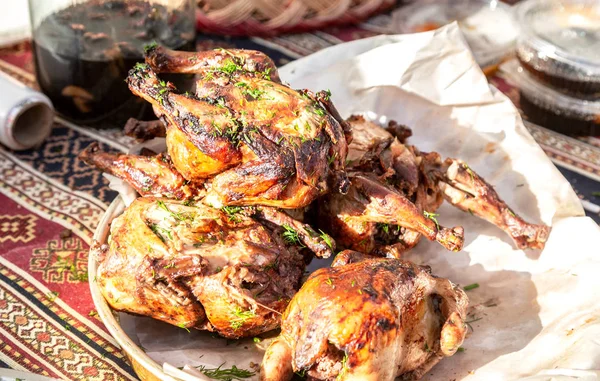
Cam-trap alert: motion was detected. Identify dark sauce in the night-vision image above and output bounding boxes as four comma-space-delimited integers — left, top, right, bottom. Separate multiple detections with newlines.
519, 91, 600, 136
32, 0, 194, 127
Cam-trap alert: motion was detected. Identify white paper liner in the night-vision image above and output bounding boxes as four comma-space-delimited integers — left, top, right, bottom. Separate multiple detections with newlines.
106, 23, 600, 380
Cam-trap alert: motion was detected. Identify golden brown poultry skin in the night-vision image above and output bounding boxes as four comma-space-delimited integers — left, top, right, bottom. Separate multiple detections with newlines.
261, 251, 469, 381
125, 47, 350, 209
92, 197, 336, 338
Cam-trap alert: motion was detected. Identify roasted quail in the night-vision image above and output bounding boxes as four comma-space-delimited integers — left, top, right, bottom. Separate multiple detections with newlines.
318, 116, 550, 256
124, 46, 350, 209
260, 251, 469, 381
92, 197, 334, 339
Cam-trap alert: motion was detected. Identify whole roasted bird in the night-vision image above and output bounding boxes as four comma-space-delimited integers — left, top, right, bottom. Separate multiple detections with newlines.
261, 250, 469, 381
317, 115, 550, 257
92, 196, 334, 338
123, 46, 350, 209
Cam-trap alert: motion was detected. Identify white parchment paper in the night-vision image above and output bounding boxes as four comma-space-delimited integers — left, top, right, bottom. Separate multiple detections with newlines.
118, 23, 600, 380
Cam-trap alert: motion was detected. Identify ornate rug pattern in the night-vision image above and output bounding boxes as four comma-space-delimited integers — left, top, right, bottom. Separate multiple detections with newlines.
0, 10, 599, 380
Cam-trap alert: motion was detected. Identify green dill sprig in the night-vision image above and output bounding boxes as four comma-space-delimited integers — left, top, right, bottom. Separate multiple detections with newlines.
423, 211, 440, 229
143, 41, 158, 53
230, 307, 256, 330
149, 223, 172, 242
178, 323, 190, 333
319, 230, 333, 249
378, 223, 390, 234
221, 206, 244, 223
156, 200, 190, 221
195, 363, 255, 380
281, 224, 305, 248
337, 353, 349, 381
462, 163, 475, 184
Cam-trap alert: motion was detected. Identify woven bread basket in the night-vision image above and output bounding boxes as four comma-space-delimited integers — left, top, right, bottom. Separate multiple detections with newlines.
196, 0, 397, 36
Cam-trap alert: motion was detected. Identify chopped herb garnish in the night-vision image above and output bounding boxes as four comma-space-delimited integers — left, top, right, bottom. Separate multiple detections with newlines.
463, 283, 479, 291
178, 323, 190, 333
195, 363, 255, 380
149, 223, 172, 242
325, 278, 334, 288
221, 206, 244, 223
319, 230, 333, 249
313, 106, 325, 117
378, 223, 390, 234
143, 41, 158, 53
230, 307, 256, 330
157, 200, 189, 221
328, 152, 337, 166
164, 261, 175, 269
253, 337, 261, 343
423, 211, 440, 229
337, 352, 349, 380
592, 191, 600, 197
462, 163, 475, 183
281, 224, 305, 248
457, 347, 465, 352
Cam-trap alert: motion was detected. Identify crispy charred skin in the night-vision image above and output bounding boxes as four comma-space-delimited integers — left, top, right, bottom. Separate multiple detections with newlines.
124, 118, 166, 142
144, 45, 281, 83
260, 253, 469, 381
320, 174, 464, 253
127, 64, 243, 180
96, 197, 309, 338
78, 143, 202, 200
254, 207, 335, 258
126, 55, 349, 209
425, 155, 551, 250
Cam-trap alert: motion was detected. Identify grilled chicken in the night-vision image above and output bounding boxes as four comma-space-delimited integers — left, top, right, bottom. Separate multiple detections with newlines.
124, 46, 350, 209
92, 197, 335, 339
318, 116, 549, 255
260, 251, 469, 381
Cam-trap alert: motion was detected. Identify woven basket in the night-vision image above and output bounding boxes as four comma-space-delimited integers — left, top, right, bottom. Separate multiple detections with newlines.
196, 0, 396, 36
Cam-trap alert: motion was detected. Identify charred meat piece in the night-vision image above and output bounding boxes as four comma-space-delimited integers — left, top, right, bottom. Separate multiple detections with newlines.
319, 174, 464, 253
79, 143, 202, 200
125, 48, 349, 209
123, 118, 166, 142
260, 251, 469, 381
319, 116, 549, 255
422, 154, 551, 250
93, 197, 333, 338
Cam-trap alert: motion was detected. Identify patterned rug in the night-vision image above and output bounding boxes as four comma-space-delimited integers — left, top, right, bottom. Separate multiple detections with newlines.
0, 8, 599, 380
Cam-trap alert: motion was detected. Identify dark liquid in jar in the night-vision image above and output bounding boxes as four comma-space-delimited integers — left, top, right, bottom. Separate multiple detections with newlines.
32, 0, 194, 127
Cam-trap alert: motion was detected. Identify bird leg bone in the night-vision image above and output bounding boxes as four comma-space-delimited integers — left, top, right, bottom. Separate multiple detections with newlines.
78, 143, 202, 200
423, 154, 550, 250
349, 175, 464, 252
254, 207, 336, 258
144, 45, 280, 82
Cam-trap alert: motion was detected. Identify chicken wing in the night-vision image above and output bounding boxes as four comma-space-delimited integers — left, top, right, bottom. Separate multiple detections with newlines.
79, 143, 202, 200
260, 251, 469, 381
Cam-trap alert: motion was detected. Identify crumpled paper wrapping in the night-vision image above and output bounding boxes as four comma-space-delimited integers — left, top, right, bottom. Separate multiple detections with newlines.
116, 23, 600, 380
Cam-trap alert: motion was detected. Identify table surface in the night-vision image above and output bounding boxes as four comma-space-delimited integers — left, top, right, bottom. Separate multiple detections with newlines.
0, 7, 600, 381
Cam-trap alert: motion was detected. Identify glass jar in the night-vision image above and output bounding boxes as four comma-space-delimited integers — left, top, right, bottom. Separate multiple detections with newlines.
28, 0, 196, 127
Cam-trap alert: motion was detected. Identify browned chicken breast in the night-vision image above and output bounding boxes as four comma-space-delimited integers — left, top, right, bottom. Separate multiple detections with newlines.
123, 46, 350, 209
318, 116, 550, 256
92, 197, 335, 339
260, 251, 469, 381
